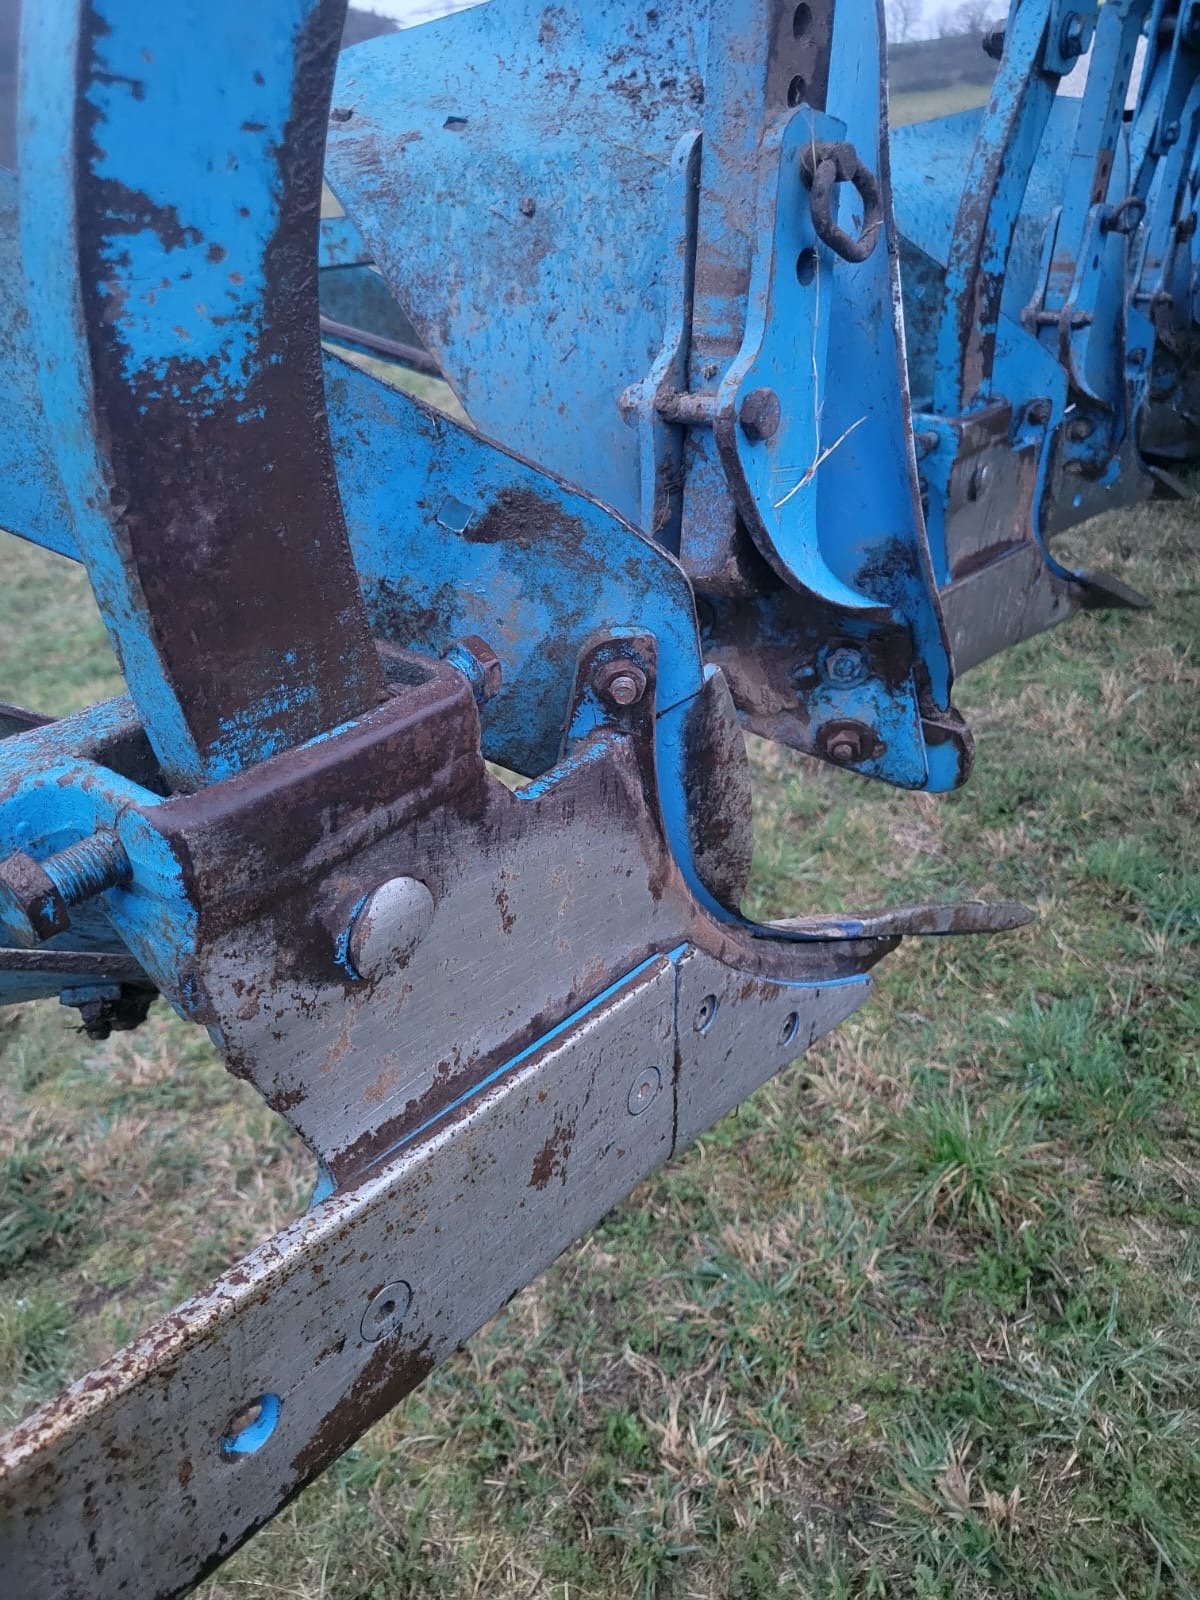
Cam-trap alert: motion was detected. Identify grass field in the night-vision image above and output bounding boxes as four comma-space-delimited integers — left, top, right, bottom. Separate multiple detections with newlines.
890, 83, 991, 127
1, 493, 1198, 1598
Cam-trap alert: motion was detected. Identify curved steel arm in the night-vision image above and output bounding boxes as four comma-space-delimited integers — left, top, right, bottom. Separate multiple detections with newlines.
19, 0, 383, 790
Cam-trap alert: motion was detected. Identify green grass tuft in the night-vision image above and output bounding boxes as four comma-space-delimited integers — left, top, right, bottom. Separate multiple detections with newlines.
1, 491, 1198, 1596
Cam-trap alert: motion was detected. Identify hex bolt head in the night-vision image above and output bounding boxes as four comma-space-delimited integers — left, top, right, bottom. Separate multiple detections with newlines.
360, 1280, 413, 1343
347, 877, 435, 981
1060, 12, 1086, 56
0, 852, 69, 947
627, 1066, 662, 1116
818, 720, 876, 767
607, 674, 641, 706
738, 387, 782, 445
594, 659, 647, 709
821, 645, 869, 687
444, 635, 503, 703
0, 831, 130, 948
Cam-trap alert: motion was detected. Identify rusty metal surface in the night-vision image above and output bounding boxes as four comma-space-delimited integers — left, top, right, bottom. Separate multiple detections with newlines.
939, 542, 1077, 675
673, 944, 869, 1149
0, 947, 144, 979
773, 899, 1035, 941
109, 639, 887, 1183
21, 0, 384, 789
680, 668, 755, 912
0, 943, 873, 1599
0, 958, 679, 1599
931, 0, 1060, 412
1, 4, 1181, 1586
0, 702, 55, 739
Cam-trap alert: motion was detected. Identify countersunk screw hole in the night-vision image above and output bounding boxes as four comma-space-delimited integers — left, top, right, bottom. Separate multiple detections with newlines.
220, 1393, 281, 1458
796, 247, 818, 286
694, 994, 719, 1034
361, 1279, 413, 1343
779, 1012, 800, 1047
627, 1066, 662, 1116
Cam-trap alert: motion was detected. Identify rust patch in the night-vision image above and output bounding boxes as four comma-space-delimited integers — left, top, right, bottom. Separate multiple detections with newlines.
681, 671, 753, 912
529, 1118, 575, 1190
459, 486, 583, 550
289, 1335, 435, 1482
74, 1, 384, 784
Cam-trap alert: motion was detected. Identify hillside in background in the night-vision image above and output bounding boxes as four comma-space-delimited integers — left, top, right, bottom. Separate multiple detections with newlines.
889, 30, 998, 94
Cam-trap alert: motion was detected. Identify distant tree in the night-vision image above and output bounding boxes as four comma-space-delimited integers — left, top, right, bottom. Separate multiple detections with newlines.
952, 0, 998, 32
885, 0, 922, 42
342, 8, 399, 48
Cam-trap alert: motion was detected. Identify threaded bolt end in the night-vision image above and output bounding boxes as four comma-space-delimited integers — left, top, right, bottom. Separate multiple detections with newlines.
43, 831, 131, 906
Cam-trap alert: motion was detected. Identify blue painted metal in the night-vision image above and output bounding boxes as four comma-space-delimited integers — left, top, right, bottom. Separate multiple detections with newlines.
325, 0, 972, 792
323, 353, 704, 776
0, 700, 197, 1011
2, 2, 1197, 1582
0, 172, 77, 560
19, 0, 383, 790
0, 0, 1194, 997
326, 2, 704, 531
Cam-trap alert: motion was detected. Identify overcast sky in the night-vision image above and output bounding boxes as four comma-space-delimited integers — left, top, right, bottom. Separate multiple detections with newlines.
365, 0, 482, 21
363, 1, 982, 39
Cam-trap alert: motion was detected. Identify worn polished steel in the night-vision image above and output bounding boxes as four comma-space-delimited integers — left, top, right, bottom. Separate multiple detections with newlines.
0, 0, 1192, 1592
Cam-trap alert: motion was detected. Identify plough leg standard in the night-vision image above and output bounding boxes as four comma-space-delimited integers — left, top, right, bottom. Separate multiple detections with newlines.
0, 1, 1193, 1593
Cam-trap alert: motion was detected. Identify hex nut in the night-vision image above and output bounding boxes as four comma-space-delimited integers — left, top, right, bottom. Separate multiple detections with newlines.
594, 659, 647, 708
0, 851, 70, 947
818, 720, 878, 767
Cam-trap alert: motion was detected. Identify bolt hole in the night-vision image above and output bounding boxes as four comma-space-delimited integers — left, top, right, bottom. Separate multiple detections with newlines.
792, 2, 812, 37
779, 1012, 800, 1048
787, 74, 807, 107
221, 1393, 281, 1458
796, 247, 818, 285
627, 1066, 662, 1116
694, 994, 719, 1034
361, 1279, 413, 1343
